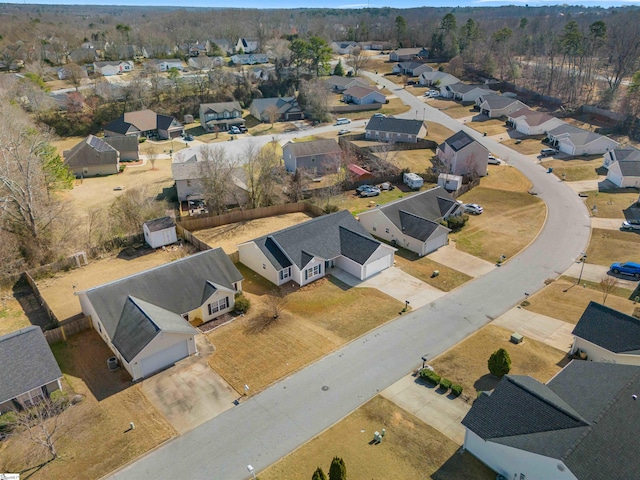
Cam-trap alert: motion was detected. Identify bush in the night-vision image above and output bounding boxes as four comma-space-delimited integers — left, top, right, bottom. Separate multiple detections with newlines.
488, 348, 511, 378
50, 390, 69, 407
234, 295, 251, 314
0, 411, 17, 434
447, 214, 469, 232
439, 378, 452, 390
419, 369, 441, 385
138, 137, 147, 143
451, 384, 463, 397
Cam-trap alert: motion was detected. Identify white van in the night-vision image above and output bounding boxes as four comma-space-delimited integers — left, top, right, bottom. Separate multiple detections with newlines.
335, 118, 351, 125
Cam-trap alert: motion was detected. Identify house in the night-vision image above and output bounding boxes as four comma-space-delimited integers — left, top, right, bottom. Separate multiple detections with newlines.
143, 217, 177, 249
103, 135, 140, 161
437, 130, 489, 177
0, 326, 63, 413
443, 83, 492, 102
365, 117, 426, 144
250, 97, 304, 122
199, 101, 244, 132
604, 147, 640, 187
507, 108, 565, 136
93, 60, 134, 76
571, 302, 640, 365
418, 71, 459, 91
184, 42, 210, 57
105, 109, 184, 140
76, 249, 243, 380
145, 59, 184, 72
348, 164, 373, 181
392, 61, 431, 76
68, 47, 99, 64
325, 75, 369, 92
476, 94, 528, 118
603, 146, 640, 169
342, 85, 386, 105
211, 38, 233, 55
63, 135, 120, 177
462, 361, 640, 480
546, 123, 619, 156
412, 64, 433, 77
230, 53, 269, 65
362, 40, 393, 51
283, 139, 342, 174
171, 149, 249, 206
188, 56, 224, 70
331, 41, 359, 54
57, 65, 88, 81
238, 210, 395, 287
236, 38, 259, 53
358, 186, 460, 256
389, 47, 429, 62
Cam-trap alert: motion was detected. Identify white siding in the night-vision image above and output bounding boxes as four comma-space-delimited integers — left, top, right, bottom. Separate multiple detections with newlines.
238, 242, 281, 286
335, 255, 363, 279
299, 258, 324, 286
175, 178, 203, 202
606, 162, 625, 187
573, 337, 640, 366
421, 229, 449, 256
145, 227, 177, 249
363, 245, 394, 278
132, 332, 195, 380
464, 430, 578, 480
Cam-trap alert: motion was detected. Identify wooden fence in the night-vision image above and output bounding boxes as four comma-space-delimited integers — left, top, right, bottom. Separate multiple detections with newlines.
24, 271, 59, 327
44, 316, 92, 345
330, 103, 383, 113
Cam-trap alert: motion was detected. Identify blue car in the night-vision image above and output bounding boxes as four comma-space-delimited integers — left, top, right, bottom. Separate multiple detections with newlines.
610, 262, 640, 278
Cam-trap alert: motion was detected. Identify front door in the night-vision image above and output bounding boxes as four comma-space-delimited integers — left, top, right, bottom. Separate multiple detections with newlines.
325, 259, 335, 270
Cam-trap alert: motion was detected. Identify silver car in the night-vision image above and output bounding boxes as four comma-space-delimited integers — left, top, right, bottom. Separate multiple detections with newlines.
622, 219, 640, 231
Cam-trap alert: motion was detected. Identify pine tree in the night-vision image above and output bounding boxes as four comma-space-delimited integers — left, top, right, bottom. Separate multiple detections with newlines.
329, 456, 346, 480
488, 348, 511, 378
333, 59, 345, 76
312, 467, 327, 480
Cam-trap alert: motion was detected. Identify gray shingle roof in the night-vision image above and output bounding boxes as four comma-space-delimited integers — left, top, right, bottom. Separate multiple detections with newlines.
617, 160, 640, 177
613, 146, 640, 162
104, 135, 139, 153
573, 301, 640, 353
0, 326, 62, 404
463, 361, 640, 480
248, 210, 383, 270
144, 216, 175, 232
285, 139, 341, 158
325, 76, 368, 89
479, 94, 526, 110
251, 96, 302, 116
443, 130, 475, 152
201, 101, 242, 115
508, 108, 558, 126
447, 83, 491, 94
343, 85, 380, 99
547, 123, 616, 147
84, 248, 241, 344
365, 117, 424, 135
64, 135, 118, 168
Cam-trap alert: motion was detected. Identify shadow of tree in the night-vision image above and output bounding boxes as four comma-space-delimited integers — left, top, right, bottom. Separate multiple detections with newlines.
473, 373, 500, 393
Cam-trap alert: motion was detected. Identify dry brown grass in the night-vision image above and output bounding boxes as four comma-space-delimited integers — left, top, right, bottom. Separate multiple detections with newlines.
524, 276, 636, 324
51, 135, 86, 157
394, 253, 472, 291
379, 96, 411, 116
0, 330, 175, 480
430, 324, 567, 398
259, 396, 494, 480
501, 136, 546, 155
425, 121, 456, 144
207, 275, 402, 393
467, 118, 509, 136
480, 164, 533, 192
394, 149, 435, 173
541, 158, 602, 182
584, 190, 640, 218
429, 99, 475, 119
586, 228, 640, 266
0, 291, 31, 336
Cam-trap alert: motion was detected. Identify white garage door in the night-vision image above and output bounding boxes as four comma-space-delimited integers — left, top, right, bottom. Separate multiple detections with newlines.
140, 340, 189, 378
364, 255, 391, 279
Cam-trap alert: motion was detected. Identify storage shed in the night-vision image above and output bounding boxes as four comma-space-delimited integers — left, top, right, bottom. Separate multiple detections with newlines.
143, 217, 177, 249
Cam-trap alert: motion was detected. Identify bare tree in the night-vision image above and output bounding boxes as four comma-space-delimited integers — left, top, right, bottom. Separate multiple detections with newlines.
10, 398, 66, 463
243, 141, 286, 209
266, 287, 288, 319
298, 79, 330, 123
264, 104, 280, 126
64, 63, 86, 92
347, 46, 369, 76
146, 142, 161, 170
600, 274, 619, 305
368, 142, 400, 176
109, 186, 168, 235
287, 168, 311, 202
197, 145, 237, 215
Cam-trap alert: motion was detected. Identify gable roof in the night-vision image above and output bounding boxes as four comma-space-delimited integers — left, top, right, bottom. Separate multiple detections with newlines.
391, 47, 425, 56
442, 130, 475, 152
617, 160, 640, 177
447, 82, 491, 95
104, 135, 139, 153
83, 248, 241, 349
547, 123, 617, 148
420, 71, 459, 84
105, 110, 181, 135
251, 96, 301, 115
343, 85, 381, 99
365, 117, 424, 136
612, 146, 640, 162
479, 93, 526, 110
573, 301, 640, 354
0, 326, 62, 404
284, 139, 341, 158
246, 210, 383, 270
201, 101, 242, 115
508, 108, 559, 126
144, 216, 175, 232
64, 135, 118, 168
325, 76, 368, 89
463, 361, 640, 480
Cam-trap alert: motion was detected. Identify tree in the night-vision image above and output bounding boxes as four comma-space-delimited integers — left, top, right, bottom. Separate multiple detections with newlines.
10, 397, 67, 463
266, 287, 288, 319
329, 456, 346, 480
488, 348, 511, 378
333, 59, 345, 77
312, 467, 327, 480
308, 36, 332, 77
64, 63, 86, 92
243, 141, 285, 209
298, 79, 330, 123
109, 186, 168, 236
624, 70, 640, 117
347, 47, 369, 76
264, 103, 280, 126
395, 16, 407, 45
197, 145, 238, 215
599, 274, 619, 305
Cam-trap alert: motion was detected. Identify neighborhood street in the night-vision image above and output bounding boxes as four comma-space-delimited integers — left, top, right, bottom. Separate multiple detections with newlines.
109, 73, 591, 480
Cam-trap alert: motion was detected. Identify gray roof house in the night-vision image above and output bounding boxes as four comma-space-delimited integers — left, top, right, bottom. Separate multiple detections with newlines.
330, 41, 359, 54
365, 117, 427, 144
250, 97, 304, 122
342, 85, 386, 105
571, 301, 640, 365
357, 186, 460, 256
443, 83, 492, 102
283, 139, 342, 174
325, 75, 369, 92
437, 130, 490, 177
476, 93, 528, 118
603, 146, 640, 169
546, 123, 619, 156
0, 326, 63, 412
199, 101, 244, 132
389, 47, 429, 62
76, 249, 243, 381
418, 71, 459, 90
230, 53, 269, 65
104, 109, 184, 140
103, 135, 139, 161
236, 37, 259, 53
604, 146, 640, 187
64, 135, 120, 177
462, 361, 640, 480
507, 108, 565, 136
211, 38, 233, 54
392, 61, 432, 76
238, 210, 395, 287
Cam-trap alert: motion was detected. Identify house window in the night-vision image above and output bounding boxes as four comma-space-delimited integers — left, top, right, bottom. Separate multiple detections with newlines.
279, 267, 291, 281
186, 180, 192, 187
372, 222, 377, 232
182, 313, 189, 321
385, 228, 390, 233
208, 296, 229, 316
262, 263, 266, 269
305, 264, 321, 280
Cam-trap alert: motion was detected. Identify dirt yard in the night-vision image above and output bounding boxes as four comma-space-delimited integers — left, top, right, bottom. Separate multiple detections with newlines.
259, 396, 493, 480
193, 212, 315, 254
37, 245, 194, 322
207, 270, 403, 393
586, 228, 640, 266
0, 330, 175, 480
430, 324, 567, 399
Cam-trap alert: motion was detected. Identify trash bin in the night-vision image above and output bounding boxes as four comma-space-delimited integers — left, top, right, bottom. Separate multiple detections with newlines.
548, 167, 553, 173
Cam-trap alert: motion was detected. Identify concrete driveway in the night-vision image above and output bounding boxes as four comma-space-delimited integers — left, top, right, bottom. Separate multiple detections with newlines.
591, 217, 623, 230
565, 177, 614, 193
427, 242, 496, 278
564, 261, 638, 290
492, 307, 575, 352
331, 266, 445, 309
141, 335, 239, 434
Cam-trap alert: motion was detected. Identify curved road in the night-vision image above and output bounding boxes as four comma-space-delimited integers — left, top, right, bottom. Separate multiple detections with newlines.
110, 73, 591, 480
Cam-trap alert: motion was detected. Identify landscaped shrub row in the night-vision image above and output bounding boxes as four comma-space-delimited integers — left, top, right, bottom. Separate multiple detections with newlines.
419, 368, 464, 397
451, 384, 463, 397
439, 378, 452, 390
419, 369, 441, 385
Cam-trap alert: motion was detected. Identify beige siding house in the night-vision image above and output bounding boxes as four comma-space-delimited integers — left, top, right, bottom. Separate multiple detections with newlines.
64, 135, 120, 177
437, 130, 489, 177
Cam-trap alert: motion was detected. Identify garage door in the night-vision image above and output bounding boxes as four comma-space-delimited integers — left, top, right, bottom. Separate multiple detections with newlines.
140, 340, 189, 378
364, 255, 391, 279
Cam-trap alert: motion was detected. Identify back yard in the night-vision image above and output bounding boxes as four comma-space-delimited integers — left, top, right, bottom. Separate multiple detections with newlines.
0, 290, 31, 336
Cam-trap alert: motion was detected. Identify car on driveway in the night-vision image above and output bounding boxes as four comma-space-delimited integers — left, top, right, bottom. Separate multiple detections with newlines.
540, 148, 558, 157
464, 203, 484, 215
621, 219, 640, 231
488, 154, 501, 165
184, 134, 194, 141
610, 262, 640, 278
338, 129, 350, 135
360, 186, 381, 197
229, 126, 241, 134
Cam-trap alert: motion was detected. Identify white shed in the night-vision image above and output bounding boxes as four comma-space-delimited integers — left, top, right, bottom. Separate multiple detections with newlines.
143, 217, 178, 248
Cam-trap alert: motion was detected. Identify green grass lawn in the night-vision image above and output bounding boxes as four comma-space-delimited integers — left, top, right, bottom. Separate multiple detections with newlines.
586, 228, 640, 266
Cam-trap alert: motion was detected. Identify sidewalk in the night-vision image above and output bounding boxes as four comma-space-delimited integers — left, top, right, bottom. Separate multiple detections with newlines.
427, 242, 496, 278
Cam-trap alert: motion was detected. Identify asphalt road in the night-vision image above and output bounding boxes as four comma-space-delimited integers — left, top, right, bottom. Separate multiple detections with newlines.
109, 73, 591, 480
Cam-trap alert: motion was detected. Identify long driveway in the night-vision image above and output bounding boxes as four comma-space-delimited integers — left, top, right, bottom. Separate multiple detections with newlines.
109, 73, 591, 480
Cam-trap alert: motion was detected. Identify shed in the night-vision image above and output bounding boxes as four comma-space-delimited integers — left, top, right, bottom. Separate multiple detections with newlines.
143, 216, 177, 248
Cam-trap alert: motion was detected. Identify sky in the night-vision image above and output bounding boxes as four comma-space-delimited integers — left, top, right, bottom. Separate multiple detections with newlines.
6, 0, 640, 8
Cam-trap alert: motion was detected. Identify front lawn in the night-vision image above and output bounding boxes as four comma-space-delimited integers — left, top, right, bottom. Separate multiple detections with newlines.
586, 228, 640, 266
425, 121, 456, 144
541, 158, 602, 182
466, 118, 509, 136
393, 251, 472, 292
584, 189, 640, 218
500, 136, 546, 155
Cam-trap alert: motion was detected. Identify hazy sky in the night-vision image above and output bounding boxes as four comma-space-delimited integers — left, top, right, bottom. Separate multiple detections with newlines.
7, 0, 640, 8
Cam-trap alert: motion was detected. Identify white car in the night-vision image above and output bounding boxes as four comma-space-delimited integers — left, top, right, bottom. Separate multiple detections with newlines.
488, 154, 501, 165
464, 203, 484, 215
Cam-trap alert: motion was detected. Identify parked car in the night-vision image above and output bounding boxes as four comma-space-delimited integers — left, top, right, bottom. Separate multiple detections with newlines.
540, 148, 558, 157
356, 184, 374, 194
610, 262, 640, 277
360, 186, 381, 197
464, 203, 484, 215
379, 182, 395, 191
429, 89, 439, 96
238, 125, 248, 133
229, 126, 241, 134
184, 134, 194, 141
372, 113, 386, 118
621, 219, 640, 231
488, 154, 501, 165
338, 129, 350, 135
335, 117, 351, 125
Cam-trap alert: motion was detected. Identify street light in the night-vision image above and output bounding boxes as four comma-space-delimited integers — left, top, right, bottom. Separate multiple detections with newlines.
577, 253, 587, 285
247, 465, 256, 480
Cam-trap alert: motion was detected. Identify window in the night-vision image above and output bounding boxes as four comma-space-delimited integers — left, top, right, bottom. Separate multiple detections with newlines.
385, 228, 390, 233
279, 267, 291, 281
208, 297, 229, 316
305, 264, 321, 280
372, 223, 377, 232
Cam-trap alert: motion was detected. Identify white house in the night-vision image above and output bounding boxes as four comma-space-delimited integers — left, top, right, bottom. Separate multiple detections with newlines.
389, 47, 428, 62
236, 37, 259, 53
325, 75, 369, 92
230, 53, 269, 65
143, 217, 177, 249
507, 108, 565, 136
476, 93, 528, 118
546, 123, 619, 156
76, 249, 243, 381
603, 146, 640, 169
330, 41, 359, 54
437, 130, 490, 177
606, 160, 640, 187
462, 360, 640, 480
418, 71, 459, 90
145, 59, 183, 72
93, 60, 134, 76
342, 85, 386, 105
357, 186, 460, 256
443, 83, 492, 102
238, 210, 395, 287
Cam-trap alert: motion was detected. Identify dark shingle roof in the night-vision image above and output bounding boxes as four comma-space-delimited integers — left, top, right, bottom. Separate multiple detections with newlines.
447, 83, 490, 94
248, 210, 383, 269
201, 101, 242, 115
573, 301, 640, 353
479, 94, 526, 110
365, 117, 424, 135
104, 135, 139, 153
144, 216, 175, 232
613, 147, 640, 162
617, 161, 640, 177
84, 249, 241, 346
343, 85, 380, 99
443, 130, 475, 152
285, 139, 341, 158
64, 135, 118, 168
508, 108, 558, 126
0, 326, 62, 404
463, 361, 640, 480
547, 123, 616, 148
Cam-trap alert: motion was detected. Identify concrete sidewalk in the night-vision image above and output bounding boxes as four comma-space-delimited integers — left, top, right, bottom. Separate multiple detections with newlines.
591, 217, 623, 230
381, 374, 470, 445
427, 242, 496, 278
491, 307, 574, 352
